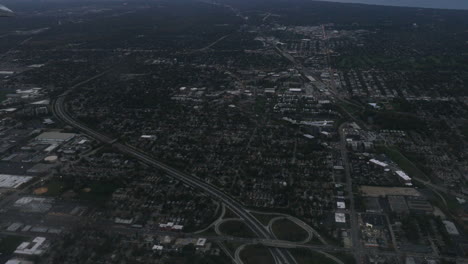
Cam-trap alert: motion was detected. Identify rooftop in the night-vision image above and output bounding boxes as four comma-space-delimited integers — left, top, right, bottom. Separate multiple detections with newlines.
335, 213, 346, 223
35, 132, 76, 142
14, 237, 48, 256
0, 174, 33, 188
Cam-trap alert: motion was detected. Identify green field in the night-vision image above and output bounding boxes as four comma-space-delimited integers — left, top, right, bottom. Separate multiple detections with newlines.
39, 179, 119, 205
77, 182, 119, 203
197, 226, 218, 237
334, 252, 357, 264
251, 212, 281, 226
224, 241, 243, 255
290, 249, 339, 264
240, 244, 275, 264
219, 220, 256, 238
41, 179, 71, 196
271, 218, 309, 242
223, 207, 240, 219
364, 110, 427, 131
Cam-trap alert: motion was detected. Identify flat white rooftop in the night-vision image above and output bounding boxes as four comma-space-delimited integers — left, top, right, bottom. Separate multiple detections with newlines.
28, 64, 45, 68
443, 220, 460, 236
396, 170, 411, 181
196, 238, 207, 247
335, 213, 346, 223
337, 201, 346, 209
14, 196, 49, 205
6, 259, 34, 264
30, 99, 50, 105
14, 237, 47, 256
0, 174, 33, 188
369, 159, 388, 167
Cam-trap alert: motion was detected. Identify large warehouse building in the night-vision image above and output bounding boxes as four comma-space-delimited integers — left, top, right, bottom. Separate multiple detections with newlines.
35, 132, 76, 143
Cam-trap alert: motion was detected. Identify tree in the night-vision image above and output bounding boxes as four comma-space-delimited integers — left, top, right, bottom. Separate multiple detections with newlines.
182, 243, 196, 256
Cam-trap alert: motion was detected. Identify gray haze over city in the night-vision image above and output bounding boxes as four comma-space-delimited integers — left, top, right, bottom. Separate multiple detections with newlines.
322, 0, 468, 10
2, 0, 468, 10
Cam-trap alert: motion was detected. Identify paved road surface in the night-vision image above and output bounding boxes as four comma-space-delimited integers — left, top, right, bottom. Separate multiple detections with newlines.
339, 123, 363, 263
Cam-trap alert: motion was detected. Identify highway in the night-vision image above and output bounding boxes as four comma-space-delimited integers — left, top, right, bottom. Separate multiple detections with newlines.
52, 74, 295, 264
339, 123, 363, 263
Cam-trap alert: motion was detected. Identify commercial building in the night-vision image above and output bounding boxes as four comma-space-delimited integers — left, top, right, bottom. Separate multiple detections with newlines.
395, 170, 412, 186
14, 237, 48, 256
35, 132, 75, 143
369, 159, 388, 168
5, 259, 34, 264
0, 174, 33, 188
14, 197, 53, 213
7, 223, 23, 232
288, 88, 302, 93
388, 195, 409, 214
337, 201, 346, 209
406, 197, 433, 214
196, 238, 207, 247
443, 220, 460, 236
335, 213, 346, 223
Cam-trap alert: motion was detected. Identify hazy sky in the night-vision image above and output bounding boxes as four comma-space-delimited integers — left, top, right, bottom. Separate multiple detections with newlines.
320, 0, 468, 10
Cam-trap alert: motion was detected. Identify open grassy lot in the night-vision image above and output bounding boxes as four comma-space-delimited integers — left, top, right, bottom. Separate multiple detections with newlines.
251, 212, 281, 226
334, 252, 357, 264
77, 182, 119, 203
240, 244, 274, 264
39, 179, 71, 196
224, 241, 243, 255
271, 218, 309, 242
223, 207, 240, 219
219, 220, 256, 238
37, 178, 119, 205
198, 226, 217, 237
290, 249, 339, 264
